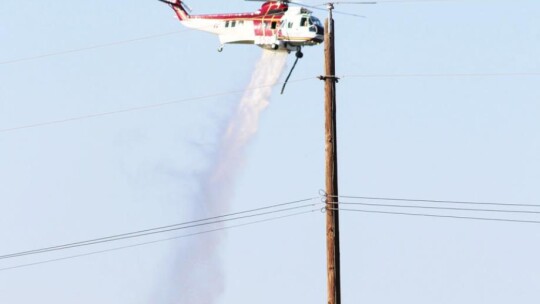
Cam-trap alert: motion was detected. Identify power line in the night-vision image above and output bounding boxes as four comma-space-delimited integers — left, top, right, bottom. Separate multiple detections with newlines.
375, 0, 493, 3
0, 21, 244, 66
0, 209, 319, 272
0, 93, 228, 133
2, 6, 535, 68
0, 11, 292, 66
0, 197, 319, 261
329, 194, 540, 208
0, 30, 186, 66
3, 69, 538, 134
341, 72, 540, 79
332, 201, 540, 215
1, 0, 532, 67
0, 196, 317, 259
336, 208, 540, 224
0, 76, 315, 134
0, 199, 319, 260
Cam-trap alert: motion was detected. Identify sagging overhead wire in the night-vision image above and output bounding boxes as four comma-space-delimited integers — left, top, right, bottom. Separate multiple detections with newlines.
332, 201, 540, 215
374, 0, 485, 3
0, 208, 319, 272
0, 10, 294, 66
340, 72, 540, 79
326, 194, 540, 208
0, 30, 186, 66
0, 197, 320, 261
320, 193, 540, 225
3, 70, 538, 135
0, 76, 316, 134
2, 0, 530, 67
290, 1, 373, 18
334, 208, 540, 225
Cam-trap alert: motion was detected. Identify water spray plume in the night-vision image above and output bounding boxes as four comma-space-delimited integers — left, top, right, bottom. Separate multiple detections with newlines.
212, 50, 288, 190
160, 50, 287, 303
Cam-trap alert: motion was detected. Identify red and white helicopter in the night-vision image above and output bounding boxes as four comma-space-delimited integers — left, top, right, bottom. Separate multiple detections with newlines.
157, 0, 325, 58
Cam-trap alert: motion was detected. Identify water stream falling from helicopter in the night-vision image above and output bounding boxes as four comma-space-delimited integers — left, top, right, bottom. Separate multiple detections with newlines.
161, 49, 287, 303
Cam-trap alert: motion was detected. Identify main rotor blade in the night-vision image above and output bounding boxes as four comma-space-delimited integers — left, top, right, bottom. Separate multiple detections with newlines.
314, 1, 377, 4
245, 0, 287, 2
333, 1, 377, 4
289, 1, 368, 18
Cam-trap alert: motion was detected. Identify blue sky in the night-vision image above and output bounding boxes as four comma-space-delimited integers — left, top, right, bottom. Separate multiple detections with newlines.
1, 0, 540, 303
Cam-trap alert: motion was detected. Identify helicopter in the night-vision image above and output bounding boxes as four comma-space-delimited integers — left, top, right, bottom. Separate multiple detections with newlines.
157, 0, 325, 58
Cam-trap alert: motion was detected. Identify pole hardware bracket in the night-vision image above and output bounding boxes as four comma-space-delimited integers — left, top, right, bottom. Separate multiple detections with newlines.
318, 75, 340, 83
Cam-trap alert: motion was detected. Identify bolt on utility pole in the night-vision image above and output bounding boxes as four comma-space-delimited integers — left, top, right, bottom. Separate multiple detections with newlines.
319, 3, 341, 304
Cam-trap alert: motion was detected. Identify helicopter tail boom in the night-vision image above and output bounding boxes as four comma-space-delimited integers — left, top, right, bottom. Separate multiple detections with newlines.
157, 0, 190, 21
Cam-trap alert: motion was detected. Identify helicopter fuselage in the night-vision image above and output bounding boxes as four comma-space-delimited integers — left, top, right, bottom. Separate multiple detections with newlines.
161, 0, 324, 52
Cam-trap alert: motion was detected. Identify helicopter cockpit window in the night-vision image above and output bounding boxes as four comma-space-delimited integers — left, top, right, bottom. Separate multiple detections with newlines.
271, 21, 277, 29
308, 17, 316, 32
310, 17, 322, 27
300, 17, 307, 27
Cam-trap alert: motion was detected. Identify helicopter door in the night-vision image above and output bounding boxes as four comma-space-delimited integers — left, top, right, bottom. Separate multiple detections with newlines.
254, 20, 278, 36
254, 19, 279, 45
263, 20, 278, 37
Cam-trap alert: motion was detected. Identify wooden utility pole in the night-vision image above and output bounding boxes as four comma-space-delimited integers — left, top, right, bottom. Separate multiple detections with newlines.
321, 4, 341, 304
